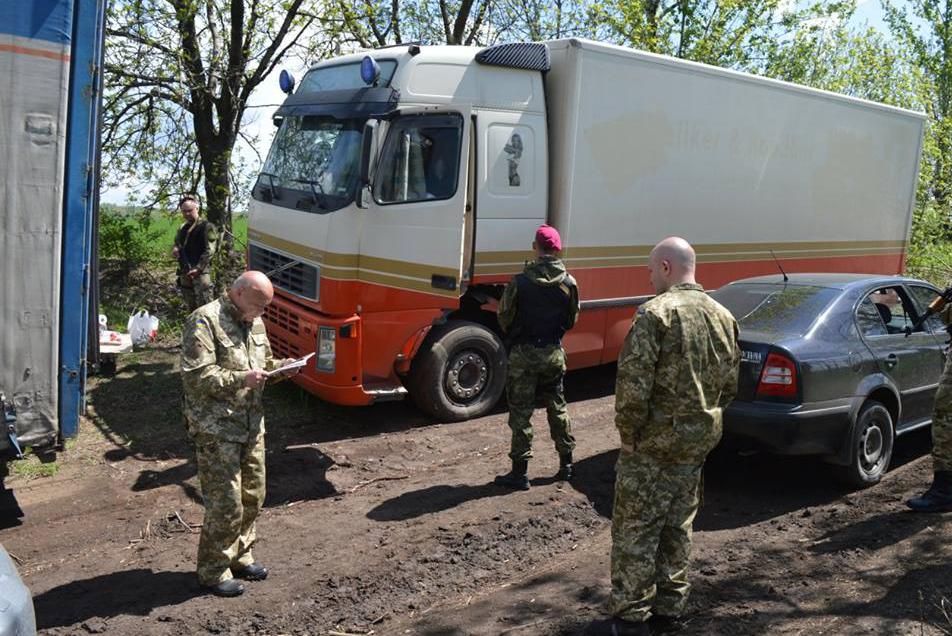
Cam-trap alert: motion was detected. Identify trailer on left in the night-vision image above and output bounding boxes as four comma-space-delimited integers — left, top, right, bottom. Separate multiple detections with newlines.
0, 0, 107, 492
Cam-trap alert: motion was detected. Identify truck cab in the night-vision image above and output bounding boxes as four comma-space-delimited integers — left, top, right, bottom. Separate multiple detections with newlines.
248, 43, 550, 419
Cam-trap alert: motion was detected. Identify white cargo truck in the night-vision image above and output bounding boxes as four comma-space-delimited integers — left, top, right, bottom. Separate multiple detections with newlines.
247, 38, 925, 421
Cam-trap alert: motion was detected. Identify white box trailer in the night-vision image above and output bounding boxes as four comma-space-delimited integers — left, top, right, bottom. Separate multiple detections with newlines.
247, 38, 925, 421
545, 39, 923, 293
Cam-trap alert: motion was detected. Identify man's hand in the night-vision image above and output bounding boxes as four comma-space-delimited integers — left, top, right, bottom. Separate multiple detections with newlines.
187, 268, 200, 280
172, 246, 180, 259
244, 370, 268, 389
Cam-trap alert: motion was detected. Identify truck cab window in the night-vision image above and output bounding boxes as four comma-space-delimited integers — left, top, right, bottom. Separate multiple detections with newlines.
375, 115, 462, 205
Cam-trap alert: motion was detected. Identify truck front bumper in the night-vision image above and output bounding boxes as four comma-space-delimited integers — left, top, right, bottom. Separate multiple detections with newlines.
262, 296, 406, 406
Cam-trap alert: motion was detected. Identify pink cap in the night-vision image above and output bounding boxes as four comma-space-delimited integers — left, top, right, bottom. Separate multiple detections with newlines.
535, 224, 562, 252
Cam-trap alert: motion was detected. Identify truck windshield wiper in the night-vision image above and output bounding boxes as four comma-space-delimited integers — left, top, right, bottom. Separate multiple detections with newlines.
258, 171, 280, 200
293, 177, 327, 210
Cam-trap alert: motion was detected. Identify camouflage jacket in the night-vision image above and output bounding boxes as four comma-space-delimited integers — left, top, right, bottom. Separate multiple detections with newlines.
498, 256, 580, 335
181, 294, 288, 442
615, 283, 740, 465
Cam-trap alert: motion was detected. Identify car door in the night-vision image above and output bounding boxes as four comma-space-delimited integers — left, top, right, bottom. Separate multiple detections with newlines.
905, 283, 949, 419
857, 284, 944, 427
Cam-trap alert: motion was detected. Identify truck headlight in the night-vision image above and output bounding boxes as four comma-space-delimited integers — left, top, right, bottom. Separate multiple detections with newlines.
317, 326, 336, 372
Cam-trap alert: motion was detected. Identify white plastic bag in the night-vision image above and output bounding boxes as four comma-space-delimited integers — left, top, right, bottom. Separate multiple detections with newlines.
127, 310, 159, 345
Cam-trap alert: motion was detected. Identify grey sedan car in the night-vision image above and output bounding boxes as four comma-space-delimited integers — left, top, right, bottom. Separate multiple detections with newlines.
710, 274, 948, 487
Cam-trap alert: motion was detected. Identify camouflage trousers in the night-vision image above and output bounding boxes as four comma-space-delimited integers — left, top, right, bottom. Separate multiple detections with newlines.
506, 344, 575, 461
180, 272, 214, 313
933, 357, 952, 472
195, 431, 266, 586
610, 452, 703, 622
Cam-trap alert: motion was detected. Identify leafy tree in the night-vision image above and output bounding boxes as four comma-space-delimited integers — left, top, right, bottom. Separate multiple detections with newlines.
589, 0, 855, 69
884, 0, 952, 208
330, 0, 598, 48
103, 0, 325, 242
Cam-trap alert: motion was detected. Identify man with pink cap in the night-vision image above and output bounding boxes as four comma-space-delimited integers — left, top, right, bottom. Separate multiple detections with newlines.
495, 224, 580, 490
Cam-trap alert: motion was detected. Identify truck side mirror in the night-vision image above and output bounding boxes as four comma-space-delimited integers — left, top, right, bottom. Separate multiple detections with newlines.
356, 120, 377, 209
359, 121, 376, 185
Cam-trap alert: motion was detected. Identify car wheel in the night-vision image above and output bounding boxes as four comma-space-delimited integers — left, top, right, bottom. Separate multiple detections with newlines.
836, 400, 894, 488
407, 321, 507, 422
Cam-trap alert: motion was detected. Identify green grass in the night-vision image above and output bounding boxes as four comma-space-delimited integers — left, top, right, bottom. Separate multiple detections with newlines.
143, 214, 248, 262
10, 448, 61, 479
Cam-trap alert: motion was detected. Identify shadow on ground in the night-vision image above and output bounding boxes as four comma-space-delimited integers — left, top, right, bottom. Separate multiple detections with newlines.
33, 569, 196, 630
367, 482, 516, 521
88, 353, 340, 506
564, 428, 933, 532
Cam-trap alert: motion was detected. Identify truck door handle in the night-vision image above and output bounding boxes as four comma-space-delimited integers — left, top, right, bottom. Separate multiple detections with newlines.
885, 353, 898, 368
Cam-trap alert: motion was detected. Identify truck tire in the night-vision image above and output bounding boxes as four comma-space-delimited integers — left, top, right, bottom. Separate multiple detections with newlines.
835, 400, 894, 488
407, 321, 507, 422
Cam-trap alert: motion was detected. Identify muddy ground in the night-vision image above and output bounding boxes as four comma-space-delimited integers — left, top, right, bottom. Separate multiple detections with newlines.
3, 345, 952, 636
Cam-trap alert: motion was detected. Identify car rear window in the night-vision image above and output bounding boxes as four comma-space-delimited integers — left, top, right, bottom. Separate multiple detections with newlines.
710, 284, 840, 336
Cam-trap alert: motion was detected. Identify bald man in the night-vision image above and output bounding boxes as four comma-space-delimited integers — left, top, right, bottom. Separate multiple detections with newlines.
181, 271, 297, 597
608, 238, 740, 636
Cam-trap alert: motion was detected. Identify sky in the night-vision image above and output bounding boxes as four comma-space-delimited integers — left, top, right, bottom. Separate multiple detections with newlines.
100, 0, 898, 206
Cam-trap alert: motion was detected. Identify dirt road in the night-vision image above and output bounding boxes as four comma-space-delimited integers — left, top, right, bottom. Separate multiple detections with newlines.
3, 347, 951, 635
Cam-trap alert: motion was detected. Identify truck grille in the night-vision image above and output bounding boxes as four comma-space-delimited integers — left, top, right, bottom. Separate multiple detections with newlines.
267, 331, 302, 360
249, 244, 319, 300
264, 303, 300, 336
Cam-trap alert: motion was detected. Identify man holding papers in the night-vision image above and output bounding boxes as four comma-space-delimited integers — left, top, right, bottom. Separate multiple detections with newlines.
181, 270, 300, 597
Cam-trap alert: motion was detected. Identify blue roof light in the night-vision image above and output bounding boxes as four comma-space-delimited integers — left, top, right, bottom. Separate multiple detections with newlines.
360, 56, 381, 86
279, 69, 296, 94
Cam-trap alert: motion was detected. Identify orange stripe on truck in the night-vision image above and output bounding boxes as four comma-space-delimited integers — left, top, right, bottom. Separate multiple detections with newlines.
0, 43, 70, 61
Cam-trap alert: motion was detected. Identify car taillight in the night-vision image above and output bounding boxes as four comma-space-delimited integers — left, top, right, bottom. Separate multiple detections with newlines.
756, 352, 798, 399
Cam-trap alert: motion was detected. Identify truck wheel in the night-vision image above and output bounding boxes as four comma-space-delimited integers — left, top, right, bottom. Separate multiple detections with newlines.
408, 321, 507, 422
835, 400, 894, 488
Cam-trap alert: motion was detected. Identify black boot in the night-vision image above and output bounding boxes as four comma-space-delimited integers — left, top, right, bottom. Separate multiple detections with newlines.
233, 562, 268, 581
557, 453, 574, 481
648, 614, 685, 633
907, 471, 952, 512
608, 617, 650, 636
495, 460, 530, 491
204, 578, 245, 597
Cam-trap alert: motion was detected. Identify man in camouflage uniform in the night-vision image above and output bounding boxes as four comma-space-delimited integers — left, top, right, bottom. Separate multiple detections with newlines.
172, 194, 218, 312
908, 300, 952, 512
608, 237, 739, 636
181, 270, 296, 597
494, 224, 580, 491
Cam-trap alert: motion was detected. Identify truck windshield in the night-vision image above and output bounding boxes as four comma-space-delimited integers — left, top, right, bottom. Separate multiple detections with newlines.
710, 283, 840, 336
258, 116, 364, 212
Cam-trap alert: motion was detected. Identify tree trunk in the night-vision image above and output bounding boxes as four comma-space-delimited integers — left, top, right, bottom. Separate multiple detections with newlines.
202, 144, 233, 249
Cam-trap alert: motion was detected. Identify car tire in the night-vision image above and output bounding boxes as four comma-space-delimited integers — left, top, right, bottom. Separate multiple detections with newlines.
835, 400, 894, 488
407, 321, 507, 422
